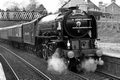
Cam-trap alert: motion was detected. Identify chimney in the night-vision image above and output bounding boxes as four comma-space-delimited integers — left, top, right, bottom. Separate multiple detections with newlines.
99, 1, 103, 7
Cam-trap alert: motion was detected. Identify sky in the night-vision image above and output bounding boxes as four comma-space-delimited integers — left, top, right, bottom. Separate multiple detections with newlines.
0, 0, 120, 13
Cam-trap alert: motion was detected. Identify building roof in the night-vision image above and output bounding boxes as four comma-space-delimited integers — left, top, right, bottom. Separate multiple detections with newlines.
87, 0, 101, 10
63, 0, 100, 10
105, 2, 120, 14
63, 0, 86, 8
106, 2, 120, 9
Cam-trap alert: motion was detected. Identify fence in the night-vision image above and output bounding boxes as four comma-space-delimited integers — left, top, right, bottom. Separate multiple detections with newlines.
0, 11, 42, 21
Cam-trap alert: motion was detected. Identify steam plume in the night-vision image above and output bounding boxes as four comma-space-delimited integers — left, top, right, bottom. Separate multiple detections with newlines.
81, 58, 104, 72
47, 48, 67, 74
81, 58, 97, 72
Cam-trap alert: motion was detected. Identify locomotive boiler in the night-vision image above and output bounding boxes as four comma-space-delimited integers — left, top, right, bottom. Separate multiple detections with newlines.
36, 7, 103, 71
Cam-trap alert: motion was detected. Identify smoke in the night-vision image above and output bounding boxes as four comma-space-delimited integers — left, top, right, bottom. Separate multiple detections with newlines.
81, 58, 104, 72
47, 49, 67, 74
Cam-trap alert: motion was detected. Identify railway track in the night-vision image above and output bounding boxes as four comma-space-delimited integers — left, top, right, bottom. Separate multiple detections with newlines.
1, 44, 120, 80
0, 45, 51, 80
0, 44, 91, 80
0, 53, 19, 80
69, 71, 89, 80
96, 70, 120, 80
70, 71, 107, 80
0, 44, 92, 80
69, 69, 120, 80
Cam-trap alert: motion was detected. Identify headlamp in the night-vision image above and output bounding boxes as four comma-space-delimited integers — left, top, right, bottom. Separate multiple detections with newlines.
67, 40, 70, 49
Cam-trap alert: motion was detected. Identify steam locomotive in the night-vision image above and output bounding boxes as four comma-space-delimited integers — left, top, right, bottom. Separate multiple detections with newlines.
0, 6, 103, 71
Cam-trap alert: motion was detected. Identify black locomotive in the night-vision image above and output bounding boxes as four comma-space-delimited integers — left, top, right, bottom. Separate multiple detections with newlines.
0, 6, 103, 71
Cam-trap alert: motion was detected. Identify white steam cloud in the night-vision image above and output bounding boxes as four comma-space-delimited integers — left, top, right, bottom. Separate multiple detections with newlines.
47, 48, 104, 73
81, 58, 97, 72
47, 49, 67, 74
81, 58, 104, 72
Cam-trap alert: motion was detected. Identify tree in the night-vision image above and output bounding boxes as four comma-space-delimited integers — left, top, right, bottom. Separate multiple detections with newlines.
22, 7, 26, 11
10, 6, 20, 11
36, 4, 48, 15
6, 8, 10, 11
26, 0, 37, 11
5, 2, 21, 11
26, 0, 48, 15
4, 0, 48, 15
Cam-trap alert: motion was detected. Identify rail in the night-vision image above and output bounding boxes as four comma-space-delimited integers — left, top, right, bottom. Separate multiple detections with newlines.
96, 70, 120, 80
0, 45, 51, 80
0, 53, 19, 80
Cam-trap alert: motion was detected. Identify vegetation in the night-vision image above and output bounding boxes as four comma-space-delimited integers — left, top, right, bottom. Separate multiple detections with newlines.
3, 0, 48, 15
